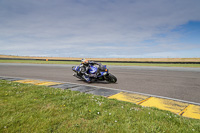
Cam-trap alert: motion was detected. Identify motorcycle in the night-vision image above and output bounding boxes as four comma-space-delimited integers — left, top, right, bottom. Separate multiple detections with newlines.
72, 64, 117, 83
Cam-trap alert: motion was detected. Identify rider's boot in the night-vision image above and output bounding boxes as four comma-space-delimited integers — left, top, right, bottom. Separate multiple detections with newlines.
82, 75, 91, 83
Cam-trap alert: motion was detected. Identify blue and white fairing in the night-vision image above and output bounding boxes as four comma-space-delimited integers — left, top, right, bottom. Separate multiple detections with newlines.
88, 66, 98, 74
89, 65, 108, 77
72, 66, 80, 72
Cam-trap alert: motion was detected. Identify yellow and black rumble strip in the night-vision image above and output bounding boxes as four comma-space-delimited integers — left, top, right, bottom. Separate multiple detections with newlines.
1, 76, 200, 120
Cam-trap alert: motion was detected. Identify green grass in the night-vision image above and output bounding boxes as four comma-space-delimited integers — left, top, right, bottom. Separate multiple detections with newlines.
0, 80, 200, 132
1, 59, 200, 67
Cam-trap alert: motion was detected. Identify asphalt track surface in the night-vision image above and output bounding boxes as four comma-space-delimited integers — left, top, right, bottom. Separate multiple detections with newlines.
0, 63, 200, 103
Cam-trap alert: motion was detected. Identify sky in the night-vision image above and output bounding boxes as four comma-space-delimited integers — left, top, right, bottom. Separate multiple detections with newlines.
0, 0, 200, 58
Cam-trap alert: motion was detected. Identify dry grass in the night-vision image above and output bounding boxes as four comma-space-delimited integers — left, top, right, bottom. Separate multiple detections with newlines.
0, 55, 200, 62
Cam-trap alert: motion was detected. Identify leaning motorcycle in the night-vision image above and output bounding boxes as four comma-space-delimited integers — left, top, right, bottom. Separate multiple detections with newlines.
72, 64, 117, 83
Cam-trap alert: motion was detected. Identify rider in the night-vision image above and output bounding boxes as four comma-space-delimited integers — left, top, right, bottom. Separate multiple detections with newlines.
79, 58, 101, 82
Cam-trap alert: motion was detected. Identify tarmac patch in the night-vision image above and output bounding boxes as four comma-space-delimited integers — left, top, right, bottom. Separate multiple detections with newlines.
70, 86, 96, 93
50, 83, 79, 89
0, 77, 23, 81
87, 88, 120, 97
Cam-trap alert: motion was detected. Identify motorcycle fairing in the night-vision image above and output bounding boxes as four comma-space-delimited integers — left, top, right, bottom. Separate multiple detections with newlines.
88, 66, 98, 74
73, 66, 80, 72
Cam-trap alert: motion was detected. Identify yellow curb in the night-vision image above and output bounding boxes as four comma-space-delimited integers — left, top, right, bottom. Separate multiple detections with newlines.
14, 79, 40, 83
14, 79, 62, 86
108, 92, 149, 104
179, 105, 191, 115
181, 104, 200, 119
24, 80, 45, 84
137, 97, 152, 105
35, 82, 62, 86
140, 97, 189, 114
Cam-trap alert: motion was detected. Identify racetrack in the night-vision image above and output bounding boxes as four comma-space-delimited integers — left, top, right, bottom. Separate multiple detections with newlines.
0, 63, 200, 103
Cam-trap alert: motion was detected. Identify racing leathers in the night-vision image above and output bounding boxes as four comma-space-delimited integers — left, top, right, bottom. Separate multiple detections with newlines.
79, 61, 101, 82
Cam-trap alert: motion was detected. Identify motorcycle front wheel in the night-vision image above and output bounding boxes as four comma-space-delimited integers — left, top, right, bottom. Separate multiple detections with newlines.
106, 73, 117, 83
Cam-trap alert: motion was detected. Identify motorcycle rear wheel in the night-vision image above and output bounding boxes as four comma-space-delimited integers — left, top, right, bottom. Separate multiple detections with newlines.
106, 73, 117, 83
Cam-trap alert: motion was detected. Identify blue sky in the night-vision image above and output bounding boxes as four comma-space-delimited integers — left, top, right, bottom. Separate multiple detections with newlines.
0, 0, 200, 58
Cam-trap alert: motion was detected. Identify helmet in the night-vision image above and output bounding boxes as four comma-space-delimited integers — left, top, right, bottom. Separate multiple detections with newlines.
81, 58, 88, 64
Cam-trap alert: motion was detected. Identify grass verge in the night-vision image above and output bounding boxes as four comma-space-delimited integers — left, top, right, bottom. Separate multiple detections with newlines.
0, 80, 200, 132
0, 60, 80, 65
1, 59, 200, 67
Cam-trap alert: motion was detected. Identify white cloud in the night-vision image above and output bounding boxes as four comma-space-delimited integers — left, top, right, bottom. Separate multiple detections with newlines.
0, 0, 200, 57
